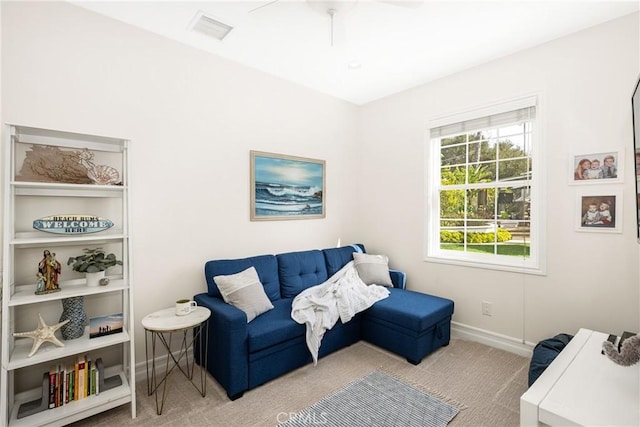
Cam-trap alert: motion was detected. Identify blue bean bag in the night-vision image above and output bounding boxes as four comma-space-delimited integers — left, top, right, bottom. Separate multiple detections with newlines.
528, 333, 573, 387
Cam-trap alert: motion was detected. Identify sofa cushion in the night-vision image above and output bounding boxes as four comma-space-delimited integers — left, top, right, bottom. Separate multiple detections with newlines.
323, 244, 364, 276
205, 254, 281, 301
214, 266, 274, 323
248, 298, 305, 352
277, 250, 328, 298
353, 252, 393, 287
365, 288, 454, 331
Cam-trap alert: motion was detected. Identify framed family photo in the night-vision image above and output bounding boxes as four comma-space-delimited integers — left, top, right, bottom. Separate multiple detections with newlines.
570, 150, 624, 184
250, 151, 325, 221
575, 189, 622, 233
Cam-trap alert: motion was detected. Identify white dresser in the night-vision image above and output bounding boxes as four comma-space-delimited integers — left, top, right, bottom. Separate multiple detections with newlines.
521, 328, 639, 426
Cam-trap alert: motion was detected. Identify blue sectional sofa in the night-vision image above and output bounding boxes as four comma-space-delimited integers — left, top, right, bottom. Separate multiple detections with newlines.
194, 244, 454, 400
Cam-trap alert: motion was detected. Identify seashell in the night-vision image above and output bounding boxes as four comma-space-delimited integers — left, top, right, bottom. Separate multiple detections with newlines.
88, 165, 120, 185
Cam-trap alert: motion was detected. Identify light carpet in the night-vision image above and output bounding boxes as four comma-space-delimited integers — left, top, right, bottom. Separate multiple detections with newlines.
70, 338, 529, 426
278, 370, 461, 427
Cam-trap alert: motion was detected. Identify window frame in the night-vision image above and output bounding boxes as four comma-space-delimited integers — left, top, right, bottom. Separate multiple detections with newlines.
425, 95, 546, 275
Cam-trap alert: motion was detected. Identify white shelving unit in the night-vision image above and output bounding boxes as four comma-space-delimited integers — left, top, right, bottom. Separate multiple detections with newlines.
1, 125, 136, 426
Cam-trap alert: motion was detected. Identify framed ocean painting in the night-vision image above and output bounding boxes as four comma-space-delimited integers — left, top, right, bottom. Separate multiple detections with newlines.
250, 151, 325, 221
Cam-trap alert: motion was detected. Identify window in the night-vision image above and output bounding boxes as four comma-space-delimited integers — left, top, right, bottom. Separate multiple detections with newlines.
426, 97, 544, 274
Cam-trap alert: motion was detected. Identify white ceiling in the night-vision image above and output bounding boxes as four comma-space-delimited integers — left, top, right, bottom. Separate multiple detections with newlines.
72, 1, 639, 105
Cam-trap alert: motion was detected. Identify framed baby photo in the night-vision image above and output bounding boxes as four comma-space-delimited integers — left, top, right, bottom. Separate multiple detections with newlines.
575, 188, 622, 233
570, 150, 624, 185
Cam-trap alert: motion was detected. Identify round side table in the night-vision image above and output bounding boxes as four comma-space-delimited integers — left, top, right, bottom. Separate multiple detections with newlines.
141, 306, 210, 415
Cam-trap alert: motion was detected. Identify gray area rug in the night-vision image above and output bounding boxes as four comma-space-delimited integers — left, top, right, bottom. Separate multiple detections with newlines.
279, 370, 461, 427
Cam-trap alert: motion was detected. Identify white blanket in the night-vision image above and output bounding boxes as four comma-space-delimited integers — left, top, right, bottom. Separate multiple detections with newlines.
291, 261, 390, 364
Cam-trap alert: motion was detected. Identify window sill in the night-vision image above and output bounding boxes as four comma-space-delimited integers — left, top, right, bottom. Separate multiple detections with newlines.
424, 254, 546, 276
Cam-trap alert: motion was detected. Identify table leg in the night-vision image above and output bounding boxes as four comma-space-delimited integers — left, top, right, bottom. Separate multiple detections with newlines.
145, 320, 210, 415
182, 330, 192, 380
200, 320, 208, 397
145, 329, 151, 396
156, 332, 173, 415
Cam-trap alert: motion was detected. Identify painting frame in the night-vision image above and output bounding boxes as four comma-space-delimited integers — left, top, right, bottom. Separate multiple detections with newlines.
250, 150, 326, 221
89, 312, 123, 339
631, 74, 640, 242
575, 188, 622, 233
570, 150, 624, 184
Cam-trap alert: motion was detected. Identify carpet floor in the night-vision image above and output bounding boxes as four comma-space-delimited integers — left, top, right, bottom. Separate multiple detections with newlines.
279, 371, 461, 426
69, 338, 529, 427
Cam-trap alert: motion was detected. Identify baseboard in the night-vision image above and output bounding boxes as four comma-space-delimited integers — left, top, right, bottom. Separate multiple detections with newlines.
134, 349, 195, 384
451, 321, 534, 358
135, 360, 148, 385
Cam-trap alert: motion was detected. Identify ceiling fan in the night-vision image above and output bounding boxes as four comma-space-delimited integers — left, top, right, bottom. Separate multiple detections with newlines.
248, 0, 422, 47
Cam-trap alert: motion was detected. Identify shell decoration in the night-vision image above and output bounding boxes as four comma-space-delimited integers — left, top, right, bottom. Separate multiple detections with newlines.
87, 164, 120, 185
77, 149, 121, 185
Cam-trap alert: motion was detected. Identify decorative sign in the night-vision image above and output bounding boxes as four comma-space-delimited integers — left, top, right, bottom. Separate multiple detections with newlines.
33, 215, 114, 235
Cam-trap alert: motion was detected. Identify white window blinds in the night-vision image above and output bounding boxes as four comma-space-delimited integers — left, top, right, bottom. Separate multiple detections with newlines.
430, 106, 536, 139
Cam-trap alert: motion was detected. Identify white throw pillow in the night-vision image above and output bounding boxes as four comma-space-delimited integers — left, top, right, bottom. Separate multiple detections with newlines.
353, 253, 393, 287
214, 266, 274, 322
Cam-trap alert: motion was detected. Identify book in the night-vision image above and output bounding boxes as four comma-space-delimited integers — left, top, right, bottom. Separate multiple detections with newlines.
77, 355, 86, 400
85, 358, 90, 397
61, 364, 67, 405
95, 366, 100, 396
55, 365, 61, 407
48, 365, 56, 409
90, 362, 97, 396
66, 363, 73, 403
68, 367, 73, 403
74, 358, 80, 401
95, 358, 104, 396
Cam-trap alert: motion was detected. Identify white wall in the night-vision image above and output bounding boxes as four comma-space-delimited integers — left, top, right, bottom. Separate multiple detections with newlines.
1, 1, 360, 365
1, 1, 638, 368
357, 12, 640, 344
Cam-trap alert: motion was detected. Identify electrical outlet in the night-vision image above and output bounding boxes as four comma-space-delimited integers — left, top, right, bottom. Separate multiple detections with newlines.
481, 301, 492, 316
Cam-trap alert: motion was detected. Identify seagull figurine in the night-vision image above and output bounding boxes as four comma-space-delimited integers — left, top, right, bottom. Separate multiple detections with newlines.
13, 314, 69, 357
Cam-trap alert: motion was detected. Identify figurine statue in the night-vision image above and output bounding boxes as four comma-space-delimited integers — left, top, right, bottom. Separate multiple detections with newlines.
34, 272, 45, 295
37, 249, 61, 294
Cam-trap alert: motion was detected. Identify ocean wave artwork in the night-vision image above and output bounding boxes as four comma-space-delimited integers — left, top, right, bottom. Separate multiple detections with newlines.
255, 182, 323, 215
251, 152, 325, 220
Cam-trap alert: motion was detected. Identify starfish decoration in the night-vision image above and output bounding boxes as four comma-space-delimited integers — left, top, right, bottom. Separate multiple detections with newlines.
13, 313, 69, 357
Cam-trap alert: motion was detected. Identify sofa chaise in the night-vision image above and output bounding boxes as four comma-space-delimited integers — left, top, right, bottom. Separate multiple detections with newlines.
194, 244, 454, 400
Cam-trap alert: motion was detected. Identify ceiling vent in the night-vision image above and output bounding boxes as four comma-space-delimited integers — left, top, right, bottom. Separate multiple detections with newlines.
190, 11, 233, 41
